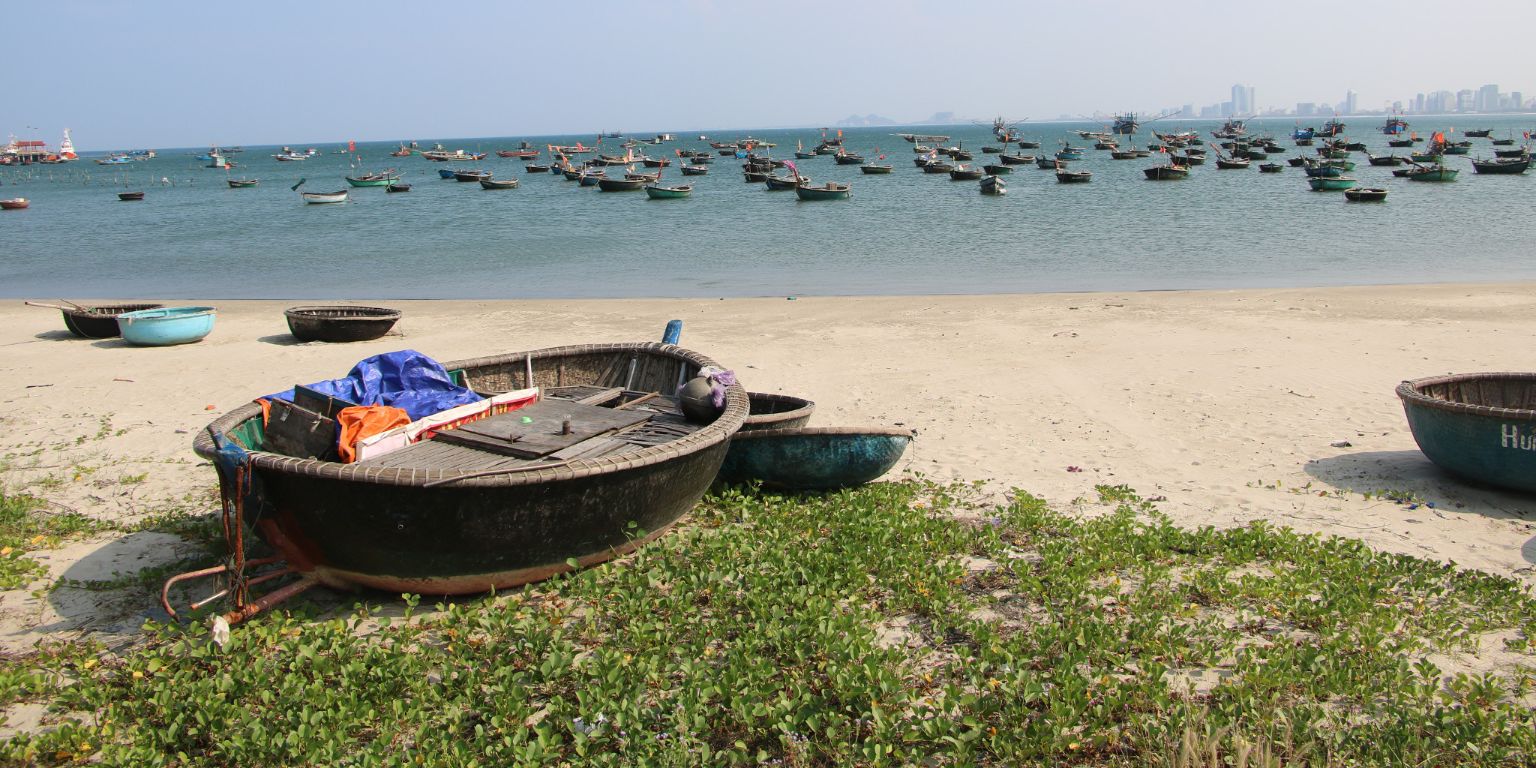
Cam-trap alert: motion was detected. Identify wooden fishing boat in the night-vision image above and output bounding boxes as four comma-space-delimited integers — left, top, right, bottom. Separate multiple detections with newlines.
949, 165, 984, 181
597, 177, 646, 192
1343, 187, 1387, 202
118, 306, 217, 346
860, 163, 893, 174
979, 175, 1006, 195
922, 161, 954, 174
1308, 176, 1357, 191
1287, 157, 1308, 167
178, 342, 749, 613
1035, 157, 1057, 169
579, 173, 606, 187
1215, 158, 1250, 170
1494, 148, 1529, 159
520, 163, 548, 173
742, 170, 771, 183
794, 181, 850, 200
624, 171, 661, 183
36, 302, 164, 339
479, 177, 520, 190
1409, 152, 1443, 165
1464, 129, 1492, 138
1367, 153, 1405, 166
998, 153, 1034, 165
1388, 138, 1414, 148
1016, 140, 1041, 149
1176, 154, 1205, 166
981, 163, 1011, 175
764, 174, 802, 190
1404, 165, 1458, 182
1491, 137, 1516, 146
1443, 144, 1470, 155
1259, 163, 1282, 173
680, 165, 709, 176
715, 427, 912, 491
644, 184, 692, 199
1055, 168, 1091, 183
1143, 165, 1189, 180
117, 191, 145, 201
285, 306, 402, 343
981, 146, 1002, 154
300, 190, 349, 204
739, 393, 812, 430
386, 183, 412, 193
833, 153, 865, 165
496, 149, 540, 159
346, 171, 400, 187
1304, 164, 1344, 178
441, 168, 461, 179
454, 169, 492, 182
1471, 156, 1531, 174
950, 149, 974, 161
641, 157, 672, 168
1398, 372, 1536, 493
227, 178, 260, 188
0, 198, 30, 210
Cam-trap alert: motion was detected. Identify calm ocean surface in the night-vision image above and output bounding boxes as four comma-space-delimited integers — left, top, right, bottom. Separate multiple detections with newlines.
4, 118, 1535, 299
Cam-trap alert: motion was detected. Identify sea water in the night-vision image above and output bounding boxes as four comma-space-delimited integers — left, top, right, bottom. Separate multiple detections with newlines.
3, 118, 1534, 299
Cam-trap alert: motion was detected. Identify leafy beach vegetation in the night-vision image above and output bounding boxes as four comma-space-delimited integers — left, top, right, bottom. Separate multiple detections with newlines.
1, 480, 1534, 766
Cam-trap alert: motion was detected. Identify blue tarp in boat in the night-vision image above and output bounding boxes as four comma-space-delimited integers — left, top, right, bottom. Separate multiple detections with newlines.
264, 349, 482, 421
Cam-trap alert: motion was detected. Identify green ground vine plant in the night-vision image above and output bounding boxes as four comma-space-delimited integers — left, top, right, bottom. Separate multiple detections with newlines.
0, 481, 1531, 766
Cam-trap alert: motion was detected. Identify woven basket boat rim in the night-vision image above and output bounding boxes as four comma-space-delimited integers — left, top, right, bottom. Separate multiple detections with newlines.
284, 305, 403, 320
193, 342, 747, 487
731, 426, 913, 441
1397, 372, 1536, 420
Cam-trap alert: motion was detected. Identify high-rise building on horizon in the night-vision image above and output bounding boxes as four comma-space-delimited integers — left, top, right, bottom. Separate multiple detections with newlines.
1230, 84, 1256, 116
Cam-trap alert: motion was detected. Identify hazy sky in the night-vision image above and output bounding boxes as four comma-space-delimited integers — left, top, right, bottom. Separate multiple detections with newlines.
12, 0, 1534, 149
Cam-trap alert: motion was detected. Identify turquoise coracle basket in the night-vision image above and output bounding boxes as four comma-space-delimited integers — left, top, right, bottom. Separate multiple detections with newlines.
116, 306, 217, 346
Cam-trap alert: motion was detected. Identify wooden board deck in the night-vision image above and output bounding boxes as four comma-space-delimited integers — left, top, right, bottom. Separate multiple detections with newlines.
430, 400, 653, 459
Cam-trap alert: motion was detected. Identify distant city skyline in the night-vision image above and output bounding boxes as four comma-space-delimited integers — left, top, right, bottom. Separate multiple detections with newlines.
11, 0, 1536, 149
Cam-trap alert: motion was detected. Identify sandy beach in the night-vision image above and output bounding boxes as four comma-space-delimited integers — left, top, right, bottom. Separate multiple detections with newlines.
3, 283, 1535, 651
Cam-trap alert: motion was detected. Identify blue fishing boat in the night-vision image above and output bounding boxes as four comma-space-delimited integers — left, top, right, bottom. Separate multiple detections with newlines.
438, 168, 457, 179
716, 427, 912, 490
1398, 373, 1536, 493
116, 306, 217, 346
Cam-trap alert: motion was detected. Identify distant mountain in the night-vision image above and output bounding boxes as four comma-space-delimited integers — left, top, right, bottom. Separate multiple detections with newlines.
925, 112, 959, 124
835, 114, 898, 127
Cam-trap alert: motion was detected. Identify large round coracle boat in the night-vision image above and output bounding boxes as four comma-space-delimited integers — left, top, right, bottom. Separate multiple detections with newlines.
189, 342, 748, 602
284, 305, 402, 343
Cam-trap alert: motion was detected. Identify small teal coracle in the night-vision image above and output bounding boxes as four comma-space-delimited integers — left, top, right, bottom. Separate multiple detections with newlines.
116, 306, 217, 346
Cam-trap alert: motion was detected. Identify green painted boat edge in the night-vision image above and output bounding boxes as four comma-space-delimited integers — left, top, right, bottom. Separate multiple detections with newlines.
1397, 373, 1536, 493
717, 426, 912, 490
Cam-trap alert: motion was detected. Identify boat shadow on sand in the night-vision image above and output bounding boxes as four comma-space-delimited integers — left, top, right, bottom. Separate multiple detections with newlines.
1304, 450, 1536, 562
29, 532, 205, 644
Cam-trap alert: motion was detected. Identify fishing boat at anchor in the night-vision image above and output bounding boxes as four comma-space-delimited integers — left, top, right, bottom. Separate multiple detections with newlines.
643, 184, 692, 199
300, 190, 349, 204
169, 343, 749, 621
1143, 163, 1189, 180
1308, 176, 1357, 191
345, 170, 400, 187
794, 181, 850, 200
